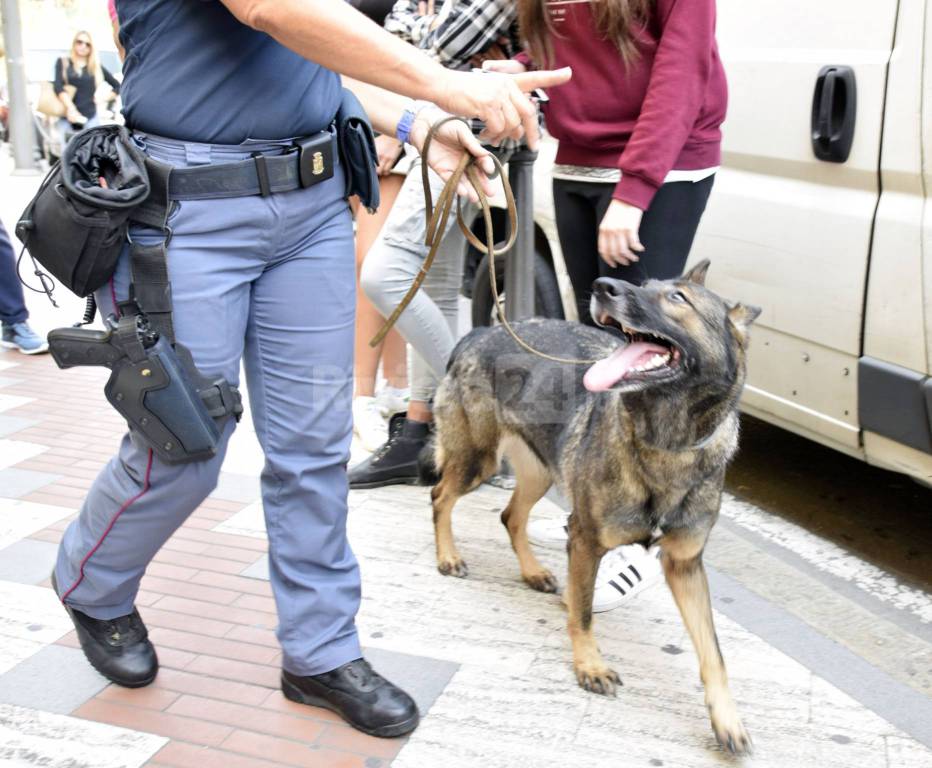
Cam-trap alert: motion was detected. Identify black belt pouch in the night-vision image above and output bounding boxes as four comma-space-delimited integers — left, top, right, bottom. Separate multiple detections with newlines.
16, 125, 151, 297
336, 88, 380, 213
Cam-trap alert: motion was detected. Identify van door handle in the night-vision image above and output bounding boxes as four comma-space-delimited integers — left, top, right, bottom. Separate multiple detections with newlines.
811, 65, 857, 163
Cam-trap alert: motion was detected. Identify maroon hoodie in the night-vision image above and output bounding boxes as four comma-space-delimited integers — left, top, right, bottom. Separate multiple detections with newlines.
519, 0, 728, 210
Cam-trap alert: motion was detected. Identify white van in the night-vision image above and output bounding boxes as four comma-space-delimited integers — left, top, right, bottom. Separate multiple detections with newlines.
466, 0, 932, 485
692, 0, 932, 485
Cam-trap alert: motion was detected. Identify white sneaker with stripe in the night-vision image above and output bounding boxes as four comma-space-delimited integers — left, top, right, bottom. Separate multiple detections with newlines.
591, 544, 663, 612
527, 517, 663, 612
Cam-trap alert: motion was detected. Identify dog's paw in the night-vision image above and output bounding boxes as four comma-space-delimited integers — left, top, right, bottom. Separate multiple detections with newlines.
437, 557, 468, 578
710, 702, 752, 755
523, 569, 558, 593
575, 664, 622, 697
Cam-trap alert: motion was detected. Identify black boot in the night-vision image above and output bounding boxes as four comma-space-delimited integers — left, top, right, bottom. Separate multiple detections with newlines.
282, 659, 419, 738
349, 414, 435, 489
51, 571, 158, 688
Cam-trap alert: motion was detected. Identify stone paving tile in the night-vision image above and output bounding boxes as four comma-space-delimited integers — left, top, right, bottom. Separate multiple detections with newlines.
0, 581, 73, 676
214, 500, 266, 539
0, 438, 48, 470
0, 538, 60, 585
0, 466, 63, 498
0, 645, 108, 714
362, 648, 458, 718
241, 555, 270, 580
0, 393, 33, 414
0, 414, 39, 437
0, 702, 167, 767
210, 472, 261, 503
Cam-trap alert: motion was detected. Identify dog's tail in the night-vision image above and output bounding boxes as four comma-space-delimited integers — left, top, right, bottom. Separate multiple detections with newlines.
417, 435, 440, 486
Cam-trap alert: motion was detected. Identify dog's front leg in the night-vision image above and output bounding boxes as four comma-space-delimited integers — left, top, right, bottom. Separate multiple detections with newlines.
566, 531, 619, 695
661, 530, 751, 755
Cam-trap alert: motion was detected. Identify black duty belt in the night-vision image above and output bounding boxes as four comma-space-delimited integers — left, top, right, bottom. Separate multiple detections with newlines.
167, 130, 336, 200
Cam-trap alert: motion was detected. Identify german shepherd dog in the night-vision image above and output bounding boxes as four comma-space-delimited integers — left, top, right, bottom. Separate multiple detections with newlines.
430, 261, 759, 754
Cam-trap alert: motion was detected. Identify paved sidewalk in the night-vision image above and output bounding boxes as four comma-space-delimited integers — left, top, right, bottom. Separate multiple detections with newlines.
1, 344, 932, 768
2, 155, 932, 767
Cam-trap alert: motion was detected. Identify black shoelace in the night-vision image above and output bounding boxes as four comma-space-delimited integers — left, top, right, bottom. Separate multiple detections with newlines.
370, 420, 407, 462
106, 612, 144, 645
343, 659, 381, 691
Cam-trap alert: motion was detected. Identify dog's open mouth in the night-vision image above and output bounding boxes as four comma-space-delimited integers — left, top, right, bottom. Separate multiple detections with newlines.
584, 312, 683, 393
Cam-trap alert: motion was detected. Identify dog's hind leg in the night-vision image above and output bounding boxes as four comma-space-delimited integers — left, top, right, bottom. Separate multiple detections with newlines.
431, 400, 499, 579
661, 530, 751, 755
499, 437, 557, 593
566, 522, 619, 696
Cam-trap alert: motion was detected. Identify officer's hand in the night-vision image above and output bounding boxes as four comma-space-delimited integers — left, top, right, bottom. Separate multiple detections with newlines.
408, 107, 496, 203
435, 67, 571, 150
481, 59, 528, 75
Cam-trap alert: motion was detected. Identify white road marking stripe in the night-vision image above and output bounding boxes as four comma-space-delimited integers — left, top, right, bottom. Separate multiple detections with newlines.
721, 493, 932, 624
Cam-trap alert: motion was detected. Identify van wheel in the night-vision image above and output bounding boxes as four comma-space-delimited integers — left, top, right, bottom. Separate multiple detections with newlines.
471, 252, 564, 328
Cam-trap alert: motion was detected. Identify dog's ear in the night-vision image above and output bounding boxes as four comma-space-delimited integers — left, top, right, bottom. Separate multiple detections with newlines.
682, 259, 711, 286
727, 303, 762, 345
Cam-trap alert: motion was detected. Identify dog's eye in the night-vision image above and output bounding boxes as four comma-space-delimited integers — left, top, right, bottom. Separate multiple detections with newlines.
668, 291, 687, 304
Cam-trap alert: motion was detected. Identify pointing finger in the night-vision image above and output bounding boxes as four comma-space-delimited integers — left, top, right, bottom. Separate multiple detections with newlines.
512, 67, 572, 92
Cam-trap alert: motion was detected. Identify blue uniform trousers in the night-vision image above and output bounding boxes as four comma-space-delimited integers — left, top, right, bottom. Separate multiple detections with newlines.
54, 133, 363, 676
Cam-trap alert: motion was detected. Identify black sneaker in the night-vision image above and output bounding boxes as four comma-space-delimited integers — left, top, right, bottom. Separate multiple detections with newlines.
282, 659, 419, 738
348, 414, 435, 489
51, 571, 158, 688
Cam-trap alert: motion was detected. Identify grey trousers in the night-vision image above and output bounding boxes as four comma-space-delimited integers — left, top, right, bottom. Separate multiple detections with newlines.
360, 160, 476, 403
54, 132, 363, 676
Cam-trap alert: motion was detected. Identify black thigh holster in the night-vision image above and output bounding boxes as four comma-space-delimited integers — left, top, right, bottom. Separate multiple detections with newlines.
39, 128, 243, 464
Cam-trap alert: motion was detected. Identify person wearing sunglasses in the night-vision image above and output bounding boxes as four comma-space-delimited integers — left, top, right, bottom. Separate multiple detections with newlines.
53, 31, 121, 136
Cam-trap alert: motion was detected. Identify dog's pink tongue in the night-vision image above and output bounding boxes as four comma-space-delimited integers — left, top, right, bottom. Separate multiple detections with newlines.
583, 341, 668, 392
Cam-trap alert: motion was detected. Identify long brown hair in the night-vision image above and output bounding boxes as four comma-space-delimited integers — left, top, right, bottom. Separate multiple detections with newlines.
518, 0, 653, 67
68, 30, 104, 85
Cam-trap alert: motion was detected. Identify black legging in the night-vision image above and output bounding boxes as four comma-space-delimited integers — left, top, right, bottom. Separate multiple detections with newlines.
553, 175, 714, 325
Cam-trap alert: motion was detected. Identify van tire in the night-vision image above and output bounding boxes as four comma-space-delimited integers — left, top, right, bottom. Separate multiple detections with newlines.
471, 252, 565, 328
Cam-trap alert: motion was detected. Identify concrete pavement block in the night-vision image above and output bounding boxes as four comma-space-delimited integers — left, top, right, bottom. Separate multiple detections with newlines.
362, 647, 458, 717
210, 471, 261, 503
240, 556, 269, 581
0, 645, 108, 714
0, 438, 47, 469
0, 538, 59, 584
0, 467, 62, 499
0, 415, 37, 438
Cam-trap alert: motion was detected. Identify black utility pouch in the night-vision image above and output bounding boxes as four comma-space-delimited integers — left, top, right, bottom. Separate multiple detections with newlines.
336, 88, 380, 213
16, 125, 151, 297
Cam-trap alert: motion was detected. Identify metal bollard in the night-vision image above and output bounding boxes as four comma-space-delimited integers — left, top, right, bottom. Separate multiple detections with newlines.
504, 148, 538, 321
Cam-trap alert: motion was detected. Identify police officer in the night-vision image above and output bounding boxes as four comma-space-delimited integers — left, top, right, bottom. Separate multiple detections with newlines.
51, 0, 570, 739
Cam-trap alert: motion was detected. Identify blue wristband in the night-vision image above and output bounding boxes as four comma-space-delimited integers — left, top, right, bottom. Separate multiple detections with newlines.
396, 100, 430, 144
396, 107, 417, 144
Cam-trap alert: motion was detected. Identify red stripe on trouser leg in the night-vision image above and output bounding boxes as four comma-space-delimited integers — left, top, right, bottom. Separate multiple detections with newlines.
60, 449, 154, 604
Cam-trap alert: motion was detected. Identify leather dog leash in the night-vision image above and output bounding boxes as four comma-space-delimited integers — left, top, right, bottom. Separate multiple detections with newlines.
369, 116, 597, 366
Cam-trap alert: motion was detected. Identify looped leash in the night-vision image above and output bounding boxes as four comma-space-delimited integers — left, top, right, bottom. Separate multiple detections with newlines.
369, 117, 597, 366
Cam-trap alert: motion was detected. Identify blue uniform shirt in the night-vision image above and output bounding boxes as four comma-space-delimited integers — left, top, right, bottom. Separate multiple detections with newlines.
117, 0, 342, 144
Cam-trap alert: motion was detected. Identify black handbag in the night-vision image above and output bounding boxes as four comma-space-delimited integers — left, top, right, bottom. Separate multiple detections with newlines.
16, 125, 151, 298
336, 88, 380, 213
